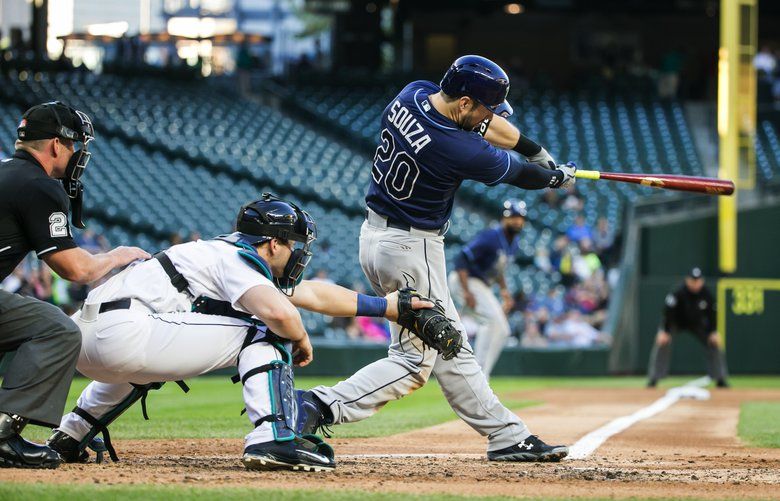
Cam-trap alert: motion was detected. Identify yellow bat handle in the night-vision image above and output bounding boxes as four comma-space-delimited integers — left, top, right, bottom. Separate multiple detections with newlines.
575, 170, 601, 180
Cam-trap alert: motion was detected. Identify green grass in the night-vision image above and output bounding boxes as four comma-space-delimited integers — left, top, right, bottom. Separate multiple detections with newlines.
20, 375, 780, 444
739, 401, 780, 448
0, 484, 769, 501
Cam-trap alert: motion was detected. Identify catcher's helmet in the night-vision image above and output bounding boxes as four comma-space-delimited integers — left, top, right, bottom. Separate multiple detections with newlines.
235, 193, 317, 293
502, 199, 528, 219
440, 55, 513, 118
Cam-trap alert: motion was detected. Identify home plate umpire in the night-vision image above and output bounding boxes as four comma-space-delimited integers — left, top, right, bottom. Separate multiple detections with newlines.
0, 101, 149, 468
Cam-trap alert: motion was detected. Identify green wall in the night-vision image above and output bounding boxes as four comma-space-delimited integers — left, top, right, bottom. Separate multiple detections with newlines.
634, 202, 780, 375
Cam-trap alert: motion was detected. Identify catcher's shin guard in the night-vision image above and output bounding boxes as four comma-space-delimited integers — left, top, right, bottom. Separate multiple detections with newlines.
48, 381, 188, 463
240, 359, 297, 441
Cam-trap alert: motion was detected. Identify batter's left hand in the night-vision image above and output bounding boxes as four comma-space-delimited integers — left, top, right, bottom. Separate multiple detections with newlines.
292, 335, 313, 367
551, 162, 577, 189
384, 290, 435, 322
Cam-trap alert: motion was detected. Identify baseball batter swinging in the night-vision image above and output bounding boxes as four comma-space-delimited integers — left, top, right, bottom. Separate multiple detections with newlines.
298, 55, 574, 461
46, 194, 433, 471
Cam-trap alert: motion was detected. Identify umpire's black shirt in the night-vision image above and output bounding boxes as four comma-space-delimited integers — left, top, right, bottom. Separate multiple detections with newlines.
0, 150, 77, 281
661, 285, 716, 335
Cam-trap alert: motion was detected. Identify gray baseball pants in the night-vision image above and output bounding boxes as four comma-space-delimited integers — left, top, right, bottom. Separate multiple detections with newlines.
0, 290, 81, 427
647, 329, 729, 382
311, 212, 530, 452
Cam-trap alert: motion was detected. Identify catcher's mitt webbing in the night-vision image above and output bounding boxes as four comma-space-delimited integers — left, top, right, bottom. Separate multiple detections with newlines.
395, 288, 463, 360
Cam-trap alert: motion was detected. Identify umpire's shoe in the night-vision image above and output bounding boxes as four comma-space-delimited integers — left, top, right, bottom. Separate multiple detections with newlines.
295, 390, 333, 436
242, 435, 335, 472
0, 412, 61, 469
487, 435, 569, 462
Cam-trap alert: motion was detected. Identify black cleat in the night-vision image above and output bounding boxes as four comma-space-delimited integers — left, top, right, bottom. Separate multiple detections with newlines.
716, 379, 730, 388
647, 379, 658, 388
295, 390, 333, 437
0, 412, 61, 469
487, 435, 569, 462
242, 435, 335, 472
47, 430, 89, 463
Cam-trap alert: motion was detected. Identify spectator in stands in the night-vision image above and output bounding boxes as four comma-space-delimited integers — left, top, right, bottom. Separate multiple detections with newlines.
561, 186, 584, 212
566, 215, 593, 244
593, 217, 614, 260
658, 48, 685, 99
754, 45, 777, 77
74, 229, 109, 255
545, 310, 609, 348
572, 239, 602, 281
311, 269, 334, 284
541, 189, 561, 210
188, 231, 202, 242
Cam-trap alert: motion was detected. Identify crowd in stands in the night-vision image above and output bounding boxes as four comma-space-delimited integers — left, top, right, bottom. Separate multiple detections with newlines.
755, 45, 780, 104
504, 207, 616, 350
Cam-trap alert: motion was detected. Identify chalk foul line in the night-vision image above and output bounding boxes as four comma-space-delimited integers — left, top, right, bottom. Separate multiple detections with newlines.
566, 376, 711, 460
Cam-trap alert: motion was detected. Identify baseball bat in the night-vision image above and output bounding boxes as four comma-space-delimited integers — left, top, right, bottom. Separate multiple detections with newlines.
575, 170, 735, 196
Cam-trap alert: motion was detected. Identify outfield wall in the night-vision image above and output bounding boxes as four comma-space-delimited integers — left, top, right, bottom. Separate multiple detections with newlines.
622, 197, 780, 375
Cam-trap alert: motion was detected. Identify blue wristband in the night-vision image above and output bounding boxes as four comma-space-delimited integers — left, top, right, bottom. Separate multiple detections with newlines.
356, 294, 388, 317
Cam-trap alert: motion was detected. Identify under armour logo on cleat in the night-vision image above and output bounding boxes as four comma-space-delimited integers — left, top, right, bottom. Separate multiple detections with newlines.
517, 440, 534, 450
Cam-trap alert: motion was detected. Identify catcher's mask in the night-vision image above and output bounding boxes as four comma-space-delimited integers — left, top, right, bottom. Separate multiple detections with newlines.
17, 101, 95, 229
234, 193, 317, 295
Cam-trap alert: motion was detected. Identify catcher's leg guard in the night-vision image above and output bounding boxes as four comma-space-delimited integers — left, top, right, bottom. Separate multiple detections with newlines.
241, 360, 297, 441
49, 381, 188, 463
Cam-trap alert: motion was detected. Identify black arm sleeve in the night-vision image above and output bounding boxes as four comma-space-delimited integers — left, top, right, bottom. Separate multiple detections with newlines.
504, 158, 562, 190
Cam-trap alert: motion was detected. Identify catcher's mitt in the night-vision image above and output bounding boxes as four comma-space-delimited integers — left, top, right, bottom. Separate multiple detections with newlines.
396, 288, 462, 360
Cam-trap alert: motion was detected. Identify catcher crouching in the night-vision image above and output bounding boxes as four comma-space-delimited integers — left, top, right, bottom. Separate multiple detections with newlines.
46, 194, 435, 471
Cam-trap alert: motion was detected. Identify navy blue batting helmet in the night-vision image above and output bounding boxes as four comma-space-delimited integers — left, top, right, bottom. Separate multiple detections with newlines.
440, 55, 513, 117
502, 199, 527, 218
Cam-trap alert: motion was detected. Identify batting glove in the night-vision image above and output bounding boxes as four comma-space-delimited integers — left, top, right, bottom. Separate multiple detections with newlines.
550, 162, 577, 189
527, 147, 556, 169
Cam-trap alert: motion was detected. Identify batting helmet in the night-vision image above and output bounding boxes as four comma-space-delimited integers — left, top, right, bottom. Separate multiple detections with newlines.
502, 199, 528, 219
440, 55, 513, 118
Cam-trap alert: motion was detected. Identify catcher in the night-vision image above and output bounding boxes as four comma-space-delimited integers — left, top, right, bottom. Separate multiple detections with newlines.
46, 194, 436, 471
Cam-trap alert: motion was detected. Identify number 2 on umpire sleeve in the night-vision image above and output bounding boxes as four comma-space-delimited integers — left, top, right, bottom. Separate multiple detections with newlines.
372, 128, 420, 201
49, 212, 68, 238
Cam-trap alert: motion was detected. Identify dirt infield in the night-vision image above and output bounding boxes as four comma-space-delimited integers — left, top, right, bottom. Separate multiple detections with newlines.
5, 387, 780, 499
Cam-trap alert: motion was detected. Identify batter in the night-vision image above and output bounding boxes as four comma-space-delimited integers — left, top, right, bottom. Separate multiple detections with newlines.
300, 55, 574, 461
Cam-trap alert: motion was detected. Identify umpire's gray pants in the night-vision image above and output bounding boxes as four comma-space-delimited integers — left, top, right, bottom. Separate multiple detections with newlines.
647, 329, 729, 382
312, 216, 530, 452
0, 289, 81, 427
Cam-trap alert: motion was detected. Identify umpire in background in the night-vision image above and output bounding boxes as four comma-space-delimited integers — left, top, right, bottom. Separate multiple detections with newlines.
0, 102, 149, 468
647, 267, 730, 388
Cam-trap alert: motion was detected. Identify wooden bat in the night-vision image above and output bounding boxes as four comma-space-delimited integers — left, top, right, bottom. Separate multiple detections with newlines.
575, 170, 735, 196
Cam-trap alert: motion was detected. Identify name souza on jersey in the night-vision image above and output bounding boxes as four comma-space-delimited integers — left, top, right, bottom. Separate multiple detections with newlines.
387, 100, 431, 154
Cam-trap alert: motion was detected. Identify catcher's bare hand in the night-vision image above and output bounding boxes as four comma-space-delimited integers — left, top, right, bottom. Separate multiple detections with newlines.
383, 290, 434, 322
292, 335, 313, 367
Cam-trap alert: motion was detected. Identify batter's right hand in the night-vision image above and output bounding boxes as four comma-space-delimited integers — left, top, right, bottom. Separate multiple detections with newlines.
109, 246, 151, 267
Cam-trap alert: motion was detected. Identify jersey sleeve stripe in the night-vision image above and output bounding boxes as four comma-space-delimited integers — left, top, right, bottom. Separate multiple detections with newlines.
36, 245, 58, 257
486, 151, 512, 186
0, 246, 10, 254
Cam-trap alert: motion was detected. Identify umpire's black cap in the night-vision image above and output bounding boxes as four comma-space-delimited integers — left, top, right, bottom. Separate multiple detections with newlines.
17, 101, 94, 143
687, 267, 704, 279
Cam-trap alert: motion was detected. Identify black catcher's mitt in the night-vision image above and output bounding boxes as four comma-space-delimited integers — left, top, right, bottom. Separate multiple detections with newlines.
396, 288, 462, 360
